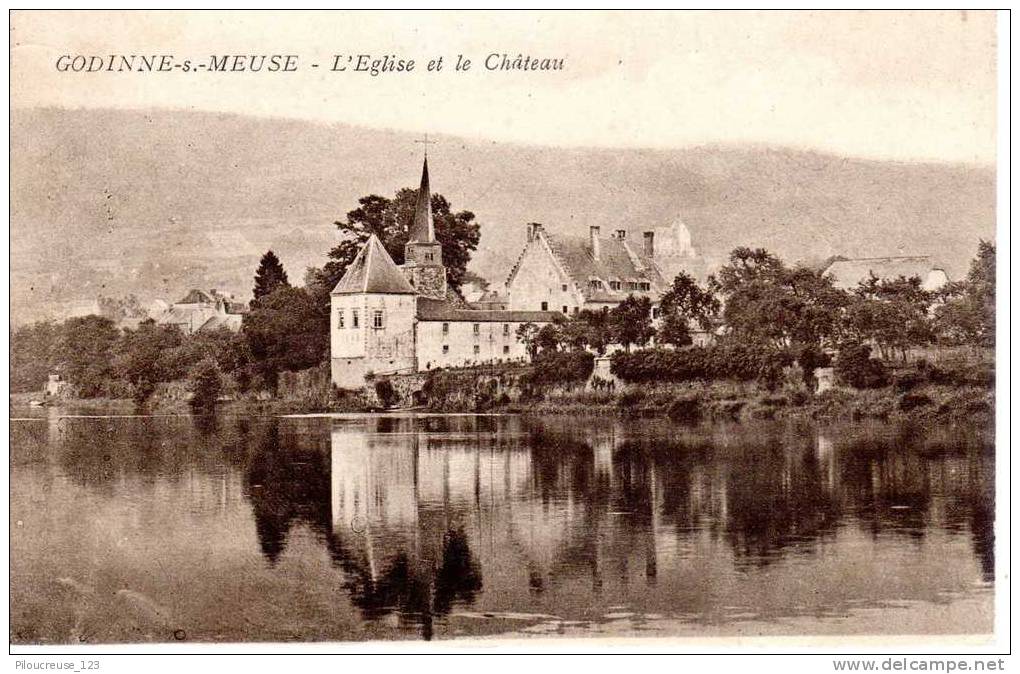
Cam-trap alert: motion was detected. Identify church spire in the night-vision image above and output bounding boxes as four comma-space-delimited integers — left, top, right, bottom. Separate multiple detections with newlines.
408, 157, 435, 243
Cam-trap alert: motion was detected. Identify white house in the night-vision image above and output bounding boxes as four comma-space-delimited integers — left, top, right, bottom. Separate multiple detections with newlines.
823, 256, 950, 292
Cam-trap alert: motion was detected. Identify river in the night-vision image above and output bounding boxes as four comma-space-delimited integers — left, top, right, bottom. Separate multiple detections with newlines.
10, 410, 994, 643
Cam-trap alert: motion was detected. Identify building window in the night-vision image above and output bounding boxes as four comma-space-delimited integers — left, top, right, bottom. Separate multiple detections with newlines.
562, 306, 568, 314
652, 307, 661, 319
640, 282, 651, 291
502, 324, 510, 336
472, 323, 480, 335
425, 253, 433, 262
473, 345, 480, 355
442, 322, 449, 335
442, 345, 449, 354
541, 301, 548, 311
336, 308, 345, 329
589, 279, 604, 291
573, 307, 579, 315
561, 284, 568, 292
372, 310, 384, 329
503, 345, 510, 354
351, 309, 360, 328
610, 281, 621, 291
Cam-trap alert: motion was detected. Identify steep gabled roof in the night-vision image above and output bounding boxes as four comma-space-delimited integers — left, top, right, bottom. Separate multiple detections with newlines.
331, 235, 416, 295
507, 229, 667, 302
823, 256, 946, 290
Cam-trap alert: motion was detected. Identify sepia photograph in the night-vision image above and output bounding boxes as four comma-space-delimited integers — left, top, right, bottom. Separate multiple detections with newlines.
7, 8, 1007, 662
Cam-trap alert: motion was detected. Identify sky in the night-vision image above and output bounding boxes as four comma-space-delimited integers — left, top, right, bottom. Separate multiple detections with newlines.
10, 10, 998, 164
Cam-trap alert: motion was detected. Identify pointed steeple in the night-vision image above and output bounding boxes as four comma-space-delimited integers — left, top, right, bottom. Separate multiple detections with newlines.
332, 234, 416, 295
408, 157, 435, 243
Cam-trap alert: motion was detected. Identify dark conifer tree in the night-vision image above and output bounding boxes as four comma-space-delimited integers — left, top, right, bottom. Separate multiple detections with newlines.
251, 250, 290, 306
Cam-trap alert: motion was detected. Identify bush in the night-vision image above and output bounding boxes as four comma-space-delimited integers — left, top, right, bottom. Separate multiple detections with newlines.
523, 350, 595, 386
610, 344, 793, 386
374, 379, 399, 408
188, 358, 223, 411
795, 343, 832, 379
834, 342, 888, 389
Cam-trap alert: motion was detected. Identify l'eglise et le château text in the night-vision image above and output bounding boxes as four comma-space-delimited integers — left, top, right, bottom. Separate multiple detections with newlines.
54, 52, 565, 73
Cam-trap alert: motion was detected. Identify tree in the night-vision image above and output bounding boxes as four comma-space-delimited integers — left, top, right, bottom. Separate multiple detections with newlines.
657, 272, 720, 347
710, 247, 848, 350
97, 294, 146, 321
967, 240, 996, 343
933, 241, 995, 348
609, 295, 654, 351
516, 323, 540, 359
557, 319, 591, 352
188, 358, 223, 411
534, 323, 563, 354
575, 308, 612, 355
113, 320, 185, 404
242, 285, 329, 390
842, 274, 933, 360
317, 188, 481, 296
252, 250, 290, 306
56, 315, 120, 397
10, 321, 60, 393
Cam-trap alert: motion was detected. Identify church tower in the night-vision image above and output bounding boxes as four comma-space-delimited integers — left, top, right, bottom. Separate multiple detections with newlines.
402, 157, 448, 300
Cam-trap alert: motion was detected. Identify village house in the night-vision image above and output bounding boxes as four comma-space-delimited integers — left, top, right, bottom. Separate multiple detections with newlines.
504, 219, 701, 317
330, 158, 560, 389
823, 256, 949, 292
156, 288, 247, 335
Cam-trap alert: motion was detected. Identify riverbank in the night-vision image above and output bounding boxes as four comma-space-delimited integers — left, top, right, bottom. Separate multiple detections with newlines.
12, 358, 994, 427
494, 380, 994, 425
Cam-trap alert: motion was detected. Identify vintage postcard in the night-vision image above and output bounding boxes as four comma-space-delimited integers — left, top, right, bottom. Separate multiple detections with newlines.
7, 8, 1006, 662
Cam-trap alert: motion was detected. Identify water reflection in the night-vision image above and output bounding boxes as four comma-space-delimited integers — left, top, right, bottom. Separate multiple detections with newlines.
9, 410, 995, 642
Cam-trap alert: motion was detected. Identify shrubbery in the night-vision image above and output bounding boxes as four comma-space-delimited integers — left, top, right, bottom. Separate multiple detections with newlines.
834, 342, 888, 389
610, 344, 793, 386
188, 358, 223, 411
523, 350, 595, 386
374, 379, 399, 408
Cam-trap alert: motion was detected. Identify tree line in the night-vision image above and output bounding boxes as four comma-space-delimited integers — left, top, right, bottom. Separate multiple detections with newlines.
10, 183, 482, 407
518, 241, 995, 387
9, 170, 994, 403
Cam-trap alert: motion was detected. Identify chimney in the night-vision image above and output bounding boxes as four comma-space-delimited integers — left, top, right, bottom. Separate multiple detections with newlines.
643, 231, 655, 257
590, 226, 601, 260
615, 229, 627, 240
526, 223, 534, 242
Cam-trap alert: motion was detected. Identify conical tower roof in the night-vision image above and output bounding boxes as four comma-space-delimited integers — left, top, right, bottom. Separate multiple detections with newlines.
331, 235, 416, 295
408, 157, 435, 243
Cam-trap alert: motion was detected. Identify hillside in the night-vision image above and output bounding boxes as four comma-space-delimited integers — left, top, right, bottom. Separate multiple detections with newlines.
10, 107, 996, 324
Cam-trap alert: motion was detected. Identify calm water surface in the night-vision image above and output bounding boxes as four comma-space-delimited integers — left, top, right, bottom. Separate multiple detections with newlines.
10, 410, 994, 643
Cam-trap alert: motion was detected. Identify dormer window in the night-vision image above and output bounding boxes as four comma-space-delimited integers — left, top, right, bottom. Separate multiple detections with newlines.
610, 280, 622, 291
588, 279, 604, 291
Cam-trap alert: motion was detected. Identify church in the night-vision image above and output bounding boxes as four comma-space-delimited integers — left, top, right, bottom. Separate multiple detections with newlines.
330, 157, 561, 389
